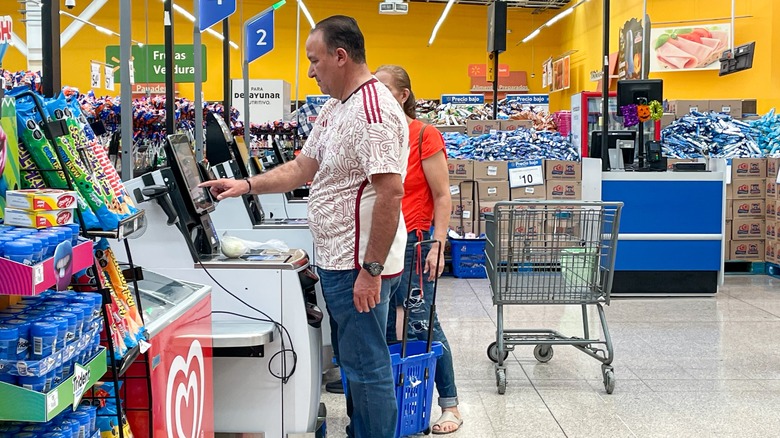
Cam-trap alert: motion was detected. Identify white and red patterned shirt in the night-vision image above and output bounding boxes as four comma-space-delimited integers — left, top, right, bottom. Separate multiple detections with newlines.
301, 77, 409, 275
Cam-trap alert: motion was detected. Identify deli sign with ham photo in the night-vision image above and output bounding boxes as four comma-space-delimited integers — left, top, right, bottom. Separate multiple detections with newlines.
650, 24, 732, 72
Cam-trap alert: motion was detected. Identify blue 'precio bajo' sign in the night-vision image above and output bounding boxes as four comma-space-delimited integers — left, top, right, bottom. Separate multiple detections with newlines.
441, 94, 485, 105
505, 94, 550, 105
306, 95, 331, 106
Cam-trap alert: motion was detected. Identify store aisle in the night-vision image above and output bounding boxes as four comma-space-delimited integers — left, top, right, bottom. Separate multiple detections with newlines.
322, 275, 780, 437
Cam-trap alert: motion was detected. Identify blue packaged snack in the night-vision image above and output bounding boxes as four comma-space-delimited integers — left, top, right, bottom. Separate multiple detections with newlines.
60, 306, 85, 339
4, 319, 31, 360
30, 321, 58, 360
16, 238, 42, 263
52, 312, 77, 345
19, 374, 47, 392
69, 410, 92, 438
3, 240, 35, 265
77, 404, 98, 434
48, 316, 68, 350
63, 223, 81, 244
0, 324, 20, 360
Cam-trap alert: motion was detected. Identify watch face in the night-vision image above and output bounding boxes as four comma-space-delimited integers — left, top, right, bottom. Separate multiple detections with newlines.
364, 262, 383, 276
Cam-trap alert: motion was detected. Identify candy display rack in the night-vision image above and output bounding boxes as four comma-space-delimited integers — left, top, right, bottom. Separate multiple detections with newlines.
0, 348, 108, 422
8, 90, 154, 438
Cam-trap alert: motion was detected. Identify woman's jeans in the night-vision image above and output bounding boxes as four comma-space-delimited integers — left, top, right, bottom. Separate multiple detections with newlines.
319, 268, 398, 438
386, 230, 459, 409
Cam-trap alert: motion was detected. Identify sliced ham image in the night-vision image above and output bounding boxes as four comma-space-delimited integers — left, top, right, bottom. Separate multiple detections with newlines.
655, 41, 698, 69
666, 37, 714, 67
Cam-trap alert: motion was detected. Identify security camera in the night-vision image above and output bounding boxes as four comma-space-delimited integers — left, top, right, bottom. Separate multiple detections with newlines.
65, 0, 76, 9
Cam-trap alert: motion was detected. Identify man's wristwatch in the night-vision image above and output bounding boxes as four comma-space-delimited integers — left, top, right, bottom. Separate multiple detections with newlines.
362, 261, 384, 277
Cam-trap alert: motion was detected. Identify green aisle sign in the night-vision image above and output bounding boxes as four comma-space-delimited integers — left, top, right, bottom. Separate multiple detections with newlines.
105, 44, 207, 83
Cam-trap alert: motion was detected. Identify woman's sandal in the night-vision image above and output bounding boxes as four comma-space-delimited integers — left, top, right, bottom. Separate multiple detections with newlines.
432, 411, 463, 435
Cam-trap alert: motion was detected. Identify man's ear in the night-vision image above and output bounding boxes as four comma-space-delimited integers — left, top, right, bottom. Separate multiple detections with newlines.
336, 48, 349, 66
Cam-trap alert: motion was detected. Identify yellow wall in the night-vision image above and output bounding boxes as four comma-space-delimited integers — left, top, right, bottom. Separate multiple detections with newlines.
1, 0, 778, 113
1, 0, 561, 102
554, 0, 779, 113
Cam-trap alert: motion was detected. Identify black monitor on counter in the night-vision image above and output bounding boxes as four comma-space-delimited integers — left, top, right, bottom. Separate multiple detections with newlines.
616, 80, 663, 116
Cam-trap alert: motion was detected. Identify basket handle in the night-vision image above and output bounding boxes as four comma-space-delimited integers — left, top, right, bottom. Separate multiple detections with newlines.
401, 239, 443, 358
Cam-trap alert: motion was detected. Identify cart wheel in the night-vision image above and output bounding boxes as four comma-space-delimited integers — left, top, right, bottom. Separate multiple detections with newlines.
497, 369, 507, 395
424, 427, 431, 435
487, 342, 509, 363
533, 345, 554, 363
603, 369, 615, 394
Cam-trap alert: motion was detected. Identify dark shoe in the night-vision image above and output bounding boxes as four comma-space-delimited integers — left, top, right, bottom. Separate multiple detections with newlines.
325, 379, 344, 394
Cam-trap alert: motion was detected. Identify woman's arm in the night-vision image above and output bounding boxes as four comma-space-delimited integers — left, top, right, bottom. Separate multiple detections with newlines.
421, 149, 452, 280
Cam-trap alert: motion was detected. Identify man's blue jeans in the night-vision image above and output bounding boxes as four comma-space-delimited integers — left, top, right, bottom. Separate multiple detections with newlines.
387, 230, 459, 409
318, 268, 398, 438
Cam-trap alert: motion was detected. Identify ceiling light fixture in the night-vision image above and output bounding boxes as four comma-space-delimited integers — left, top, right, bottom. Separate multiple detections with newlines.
298, 0, 316, 29
428, 0, 455, 46
59, 10, 144, 46
517, 0, 587, 45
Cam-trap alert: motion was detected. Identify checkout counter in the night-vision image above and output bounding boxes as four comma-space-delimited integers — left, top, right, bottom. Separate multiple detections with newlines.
597, 167, 725, 296
114, 132, 325, 437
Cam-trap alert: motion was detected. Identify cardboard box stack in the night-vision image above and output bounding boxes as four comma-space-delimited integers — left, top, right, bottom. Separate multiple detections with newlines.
766, 158, 780, 264
728, 158, 767, 261
448, 159, 475, 237
446, 158, 582, 246
474, 161, 509, 234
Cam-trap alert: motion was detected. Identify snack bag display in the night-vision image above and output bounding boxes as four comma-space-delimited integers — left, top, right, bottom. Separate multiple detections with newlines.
94, 240, 144, 343
64, 91, 137, 215
11, 88, 120, 230
94, 239, 146, 340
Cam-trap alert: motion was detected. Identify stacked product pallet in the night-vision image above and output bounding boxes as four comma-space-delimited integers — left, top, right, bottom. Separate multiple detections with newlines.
727, 158, 767, 262
447, 159, 582, 234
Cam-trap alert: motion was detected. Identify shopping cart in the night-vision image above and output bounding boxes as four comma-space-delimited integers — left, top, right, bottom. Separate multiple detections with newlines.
340, 240, 444, 436
483, 200, 623, 395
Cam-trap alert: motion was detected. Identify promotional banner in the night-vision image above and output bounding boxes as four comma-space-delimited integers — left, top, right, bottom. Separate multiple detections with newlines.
104, 64, 115, 91
231, 79, 291, 124
550, 56, 570, 92
618, 18, 650, 80
650, 24, 731, 72
90, 62, 101, 89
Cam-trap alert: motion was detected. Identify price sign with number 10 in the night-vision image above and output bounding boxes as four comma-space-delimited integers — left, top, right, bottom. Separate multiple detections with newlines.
509, 159, 544, 188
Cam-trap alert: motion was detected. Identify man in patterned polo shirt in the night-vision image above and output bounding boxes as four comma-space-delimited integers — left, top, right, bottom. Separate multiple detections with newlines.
201, 15, 408, 438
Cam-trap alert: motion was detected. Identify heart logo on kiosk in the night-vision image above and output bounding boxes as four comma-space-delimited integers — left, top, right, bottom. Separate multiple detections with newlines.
166, 340, 205, 438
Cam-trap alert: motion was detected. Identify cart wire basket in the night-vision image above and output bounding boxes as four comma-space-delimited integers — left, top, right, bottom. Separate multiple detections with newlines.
483, 200, 623, 395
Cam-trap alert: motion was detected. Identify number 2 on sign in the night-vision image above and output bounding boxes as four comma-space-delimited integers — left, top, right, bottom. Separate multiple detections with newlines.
256, 29, 267, 46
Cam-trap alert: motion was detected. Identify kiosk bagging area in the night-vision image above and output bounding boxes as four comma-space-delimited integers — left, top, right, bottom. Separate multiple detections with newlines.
113, 124, 327, 437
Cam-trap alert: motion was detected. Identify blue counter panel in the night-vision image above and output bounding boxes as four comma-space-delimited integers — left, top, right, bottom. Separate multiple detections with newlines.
602, 180, 723, 234
614, 240, 722, 271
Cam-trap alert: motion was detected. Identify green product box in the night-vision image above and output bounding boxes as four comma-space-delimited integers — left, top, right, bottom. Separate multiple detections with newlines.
0, 96, 21, 223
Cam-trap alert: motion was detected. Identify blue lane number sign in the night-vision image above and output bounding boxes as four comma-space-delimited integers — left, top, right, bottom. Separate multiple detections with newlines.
199, 0, 237, 32
246, 10, 275, 63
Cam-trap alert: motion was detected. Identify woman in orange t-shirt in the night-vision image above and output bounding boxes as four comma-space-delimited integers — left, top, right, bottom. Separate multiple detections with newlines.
376, 65, 462, 434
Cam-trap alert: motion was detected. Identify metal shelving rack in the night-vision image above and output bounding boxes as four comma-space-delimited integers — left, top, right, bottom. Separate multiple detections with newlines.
13, 90, 154, 438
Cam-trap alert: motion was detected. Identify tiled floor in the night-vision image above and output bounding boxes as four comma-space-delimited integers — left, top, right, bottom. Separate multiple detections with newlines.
322, 275, 780, 437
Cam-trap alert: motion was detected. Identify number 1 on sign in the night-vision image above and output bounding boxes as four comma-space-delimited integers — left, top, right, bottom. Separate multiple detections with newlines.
256, 29, 267, 45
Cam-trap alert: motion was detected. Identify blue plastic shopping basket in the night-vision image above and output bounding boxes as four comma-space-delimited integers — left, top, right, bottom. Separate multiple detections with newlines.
340, 239, 446, 437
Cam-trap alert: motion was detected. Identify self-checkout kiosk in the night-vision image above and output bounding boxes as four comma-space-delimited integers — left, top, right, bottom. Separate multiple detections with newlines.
114, 133, 324, 437
203, 113, 334, 367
